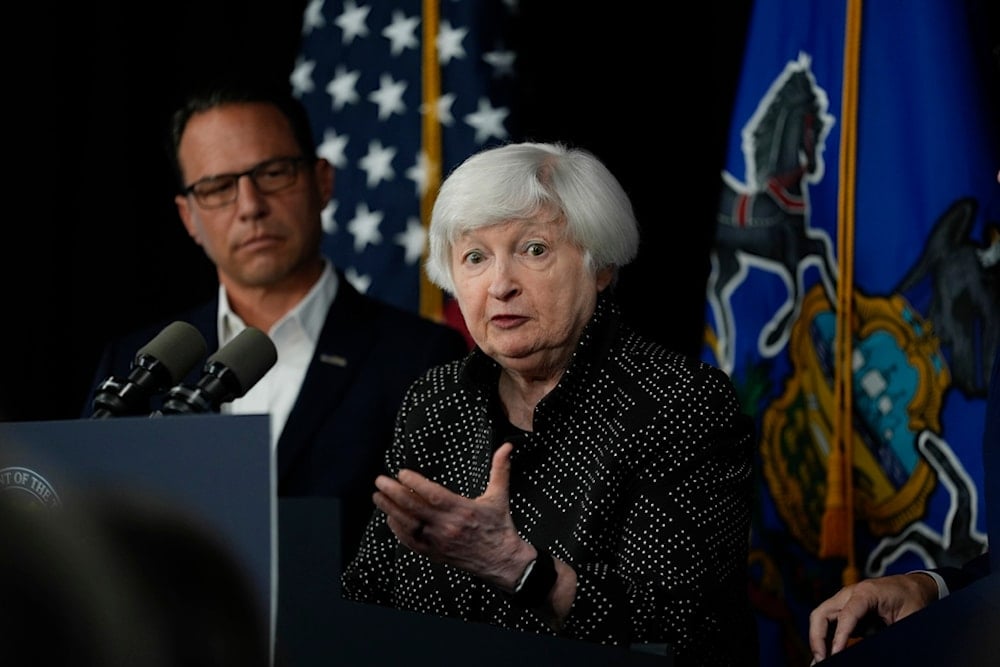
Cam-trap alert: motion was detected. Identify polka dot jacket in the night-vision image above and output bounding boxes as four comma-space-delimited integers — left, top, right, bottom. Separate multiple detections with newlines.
342, 294, 758, 666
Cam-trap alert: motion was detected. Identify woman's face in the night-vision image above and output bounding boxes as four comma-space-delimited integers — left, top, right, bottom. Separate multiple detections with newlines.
450, 214, 613, 378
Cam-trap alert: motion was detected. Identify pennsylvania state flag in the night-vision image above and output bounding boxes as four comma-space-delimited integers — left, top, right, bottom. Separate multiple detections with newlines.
290, 0, 516, 338
702, 1, 1000, 664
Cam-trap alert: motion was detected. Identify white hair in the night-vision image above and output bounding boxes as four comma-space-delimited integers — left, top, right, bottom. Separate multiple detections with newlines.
425, 142, 640, 294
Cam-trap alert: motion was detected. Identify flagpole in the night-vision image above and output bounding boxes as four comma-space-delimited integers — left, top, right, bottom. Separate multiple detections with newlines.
419, 0, 445, 322
819, 0, 862, 588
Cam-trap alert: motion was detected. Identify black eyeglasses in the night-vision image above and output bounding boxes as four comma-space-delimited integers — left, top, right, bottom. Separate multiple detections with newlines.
183, 156, 311, 209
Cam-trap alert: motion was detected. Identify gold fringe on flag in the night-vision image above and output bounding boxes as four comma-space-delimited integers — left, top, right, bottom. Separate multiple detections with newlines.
818, 0, 862, 587
419, 0, 445, 322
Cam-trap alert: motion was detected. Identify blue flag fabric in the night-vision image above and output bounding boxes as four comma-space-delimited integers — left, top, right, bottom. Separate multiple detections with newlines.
703, 1, 1000, 664
291, 0, 515, 324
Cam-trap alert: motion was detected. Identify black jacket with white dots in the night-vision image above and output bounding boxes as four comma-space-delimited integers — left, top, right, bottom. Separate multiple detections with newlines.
342, 294, 758, 666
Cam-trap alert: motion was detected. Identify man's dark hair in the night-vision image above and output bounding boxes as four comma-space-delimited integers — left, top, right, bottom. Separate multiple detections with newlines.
167, 81, 317, 191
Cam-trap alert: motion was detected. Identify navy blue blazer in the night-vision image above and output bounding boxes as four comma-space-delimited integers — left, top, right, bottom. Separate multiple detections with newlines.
82, 273, 470, 558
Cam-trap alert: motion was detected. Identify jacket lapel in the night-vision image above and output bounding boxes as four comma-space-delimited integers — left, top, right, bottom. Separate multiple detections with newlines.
275, 277, 376, 481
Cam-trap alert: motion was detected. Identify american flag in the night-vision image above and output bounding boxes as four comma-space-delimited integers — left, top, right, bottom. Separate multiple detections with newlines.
290, 0, 517, 331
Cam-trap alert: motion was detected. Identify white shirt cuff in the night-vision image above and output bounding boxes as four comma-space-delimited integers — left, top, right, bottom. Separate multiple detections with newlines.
910, 569, 948, 599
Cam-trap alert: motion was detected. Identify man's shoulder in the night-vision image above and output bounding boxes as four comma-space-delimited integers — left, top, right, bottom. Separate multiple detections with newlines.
109, 302, 214, 344
338, 289, 466, 342
99, 301, 216, 367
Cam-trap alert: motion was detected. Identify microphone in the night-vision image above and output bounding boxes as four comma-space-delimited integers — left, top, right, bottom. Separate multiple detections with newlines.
159, 327, 277, 415
91, 321, 208, 418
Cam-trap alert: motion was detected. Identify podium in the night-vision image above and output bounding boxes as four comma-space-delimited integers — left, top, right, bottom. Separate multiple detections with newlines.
1, 417, 671, 666
277, 498, 670, 667
0, 415, 275, 663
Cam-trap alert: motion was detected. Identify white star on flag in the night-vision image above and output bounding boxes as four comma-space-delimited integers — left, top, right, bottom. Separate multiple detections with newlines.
293, 0, 516, 320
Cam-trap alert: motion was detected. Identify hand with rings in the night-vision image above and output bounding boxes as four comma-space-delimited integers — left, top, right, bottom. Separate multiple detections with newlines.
408, 488, 427, 540
371, 443, 536, 587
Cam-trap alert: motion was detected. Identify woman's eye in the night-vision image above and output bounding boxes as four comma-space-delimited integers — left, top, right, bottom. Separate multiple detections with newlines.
526, 243, 546, 257
465, 251, 484, 265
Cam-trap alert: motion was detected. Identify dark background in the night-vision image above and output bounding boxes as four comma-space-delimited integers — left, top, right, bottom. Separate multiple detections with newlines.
4, 1, 756, 422
0, 0, 828, 420
6, 1, 999, 423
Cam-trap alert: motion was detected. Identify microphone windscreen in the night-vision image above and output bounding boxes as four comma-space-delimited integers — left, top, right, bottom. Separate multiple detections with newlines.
135, 321, 209, 385
207, 327, 277, 397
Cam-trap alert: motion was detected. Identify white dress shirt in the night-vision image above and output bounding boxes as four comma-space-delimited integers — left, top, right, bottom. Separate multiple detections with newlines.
218, 260, 338, 451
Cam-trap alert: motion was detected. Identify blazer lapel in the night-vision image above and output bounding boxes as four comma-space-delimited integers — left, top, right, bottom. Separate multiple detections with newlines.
275, 278, 377, 481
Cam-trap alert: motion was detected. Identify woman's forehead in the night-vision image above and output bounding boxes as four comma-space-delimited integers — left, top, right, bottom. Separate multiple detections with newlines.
455, 215, 566, 241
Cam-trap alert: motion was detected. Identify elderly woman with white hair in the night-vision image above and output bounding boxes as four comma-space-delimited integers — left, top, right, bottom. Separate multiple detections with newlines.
342, 141, 758, 666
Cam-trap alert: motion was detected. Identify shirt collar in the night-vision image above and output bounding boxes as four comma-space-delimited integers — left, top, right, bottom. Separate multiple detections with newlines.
217, 258, 338, 345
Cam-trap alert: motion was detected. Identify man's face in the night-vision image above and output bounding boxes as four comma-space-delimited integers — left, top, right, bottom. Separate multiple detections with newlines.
174, 102, 330, 292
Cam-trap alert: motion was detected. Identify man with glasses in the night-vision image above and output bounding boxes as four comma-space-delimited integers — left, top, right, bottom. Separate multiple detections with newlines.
83, 82, 470, 560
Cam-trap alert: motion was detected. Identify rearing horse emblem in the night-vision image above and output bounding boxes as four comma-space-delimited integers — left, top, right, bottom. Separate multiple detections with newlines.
708, 53, 838, 373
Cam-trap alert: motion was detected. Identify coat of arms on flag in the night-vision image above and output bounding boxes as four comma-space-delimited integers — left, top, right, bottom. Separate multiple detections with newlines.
703, 1, 999, 664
